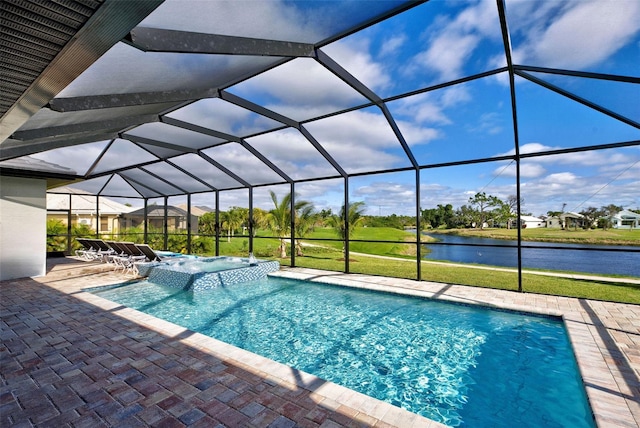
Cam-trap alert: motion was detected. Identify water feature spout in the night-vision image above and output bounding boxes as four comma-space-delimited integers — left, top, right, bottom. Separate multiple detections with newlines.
248, 252, 258, 266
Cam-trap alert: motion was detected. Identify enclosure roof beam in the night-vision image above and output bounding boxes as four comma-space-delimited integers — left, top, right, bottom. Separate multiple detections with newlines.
219, 91, 298, 128
0, 134, 118, 162
513, 65, 640, 83
160, 117, 227, 143
138, 166, 188, 194
165, 159, 218, 191
198, 151, 251, 187
162, 117, 293, 183
516, 70, 640, 129
48, 88, 220, 112
316, 49, 382, 104
0, 0, 165, 142
118, 173, 164, 197
127, 27, 317, 57
10, 114, 159, 141
122, 133, 198, 153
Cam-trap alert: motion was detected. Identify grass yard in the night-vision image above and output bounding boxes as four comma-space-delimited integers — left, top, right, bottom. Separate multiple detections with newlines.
431, 227, 640, 246
193, 226, 639, 304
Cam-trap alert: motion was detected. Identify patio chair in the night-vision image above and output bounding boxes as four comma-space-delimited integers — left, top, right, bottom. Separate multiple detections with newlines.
111, 242, 146, 274
76, 238, 113, 261
75, 238, 97, 260
135, 244, 165, 262
91, 239, 117, 262
104, 241, 130, 268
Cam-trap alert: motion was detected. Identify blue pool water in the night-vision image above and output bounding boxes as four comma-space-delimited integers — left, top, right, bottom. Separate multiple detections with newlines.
91, 278, 594, 427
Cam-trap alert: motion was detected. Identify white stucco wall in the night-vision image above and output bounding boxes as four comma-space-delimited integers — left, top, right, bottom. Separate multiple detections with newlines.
0, 176, 47, 280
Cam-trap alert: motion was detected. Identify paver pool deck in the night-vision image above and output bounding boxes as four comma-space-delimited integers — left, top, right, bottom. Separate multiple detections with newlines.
1, 257, 638, 427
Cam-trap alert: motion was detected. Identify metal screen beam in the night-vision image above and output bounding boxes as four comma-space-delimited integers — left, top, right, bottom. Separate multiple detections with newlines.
48, 88, 219, 112
497, 0, 523, 293
11, 114, 159, 141
139, 166, 188, 194
0, 0, 165, 142
219, 91, 298, 128
516, 70, 640, 129
119, 172, 165, 197
123, 133, 198, 153
0, 133, 118, 161
128, 27, 316, 57
165, 159, 218, 191
198, 151, 251, 187
160, 117, 227, 143
316, 49, 382, 103
514, 65, 640, 84
162, 117, 293, 183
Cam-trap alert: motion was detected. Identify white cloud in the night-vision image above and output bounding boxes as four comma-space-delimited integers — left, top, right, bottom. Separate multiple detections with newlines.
140, 0, 325, 42
392, 85, 471, 126
497, 162, 545, 179
408, 0, 500, 80
321, 39, 392, 93
234, 58, 367, 117
353, 181, 416, 215
509, 0, 640, 69
540, 172, 579, 185
413, 34, 480, 80
380, 34, 407, 57
467, 112, 504, 135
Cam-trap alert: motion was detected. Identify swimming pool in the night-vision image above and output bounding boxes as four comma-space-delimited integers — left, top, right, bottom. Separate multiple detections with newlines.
91, 277, 595, 427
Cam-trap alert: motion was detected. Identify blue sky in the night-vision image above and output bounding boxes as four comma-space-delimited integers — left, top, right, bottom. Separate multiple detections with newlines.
33, 0, 640, 217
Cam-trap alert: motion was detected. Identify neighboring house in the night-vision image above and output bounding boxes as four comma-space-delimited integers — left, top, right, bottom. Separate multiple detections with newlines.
606, 210, 640, 229
176, 204, 214, 217
546, 212, 585, 229
122, 205, 199, 233
47, 187, 135, 233
518, 215, 545, 229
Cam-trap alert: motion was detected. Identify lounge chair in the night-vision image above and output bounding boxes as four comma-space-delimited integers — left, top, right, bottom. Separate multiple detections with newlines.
110, 242, 146, 274
75, 238, 97, 260
135, 244, 164, 262
76, 238, 114, 261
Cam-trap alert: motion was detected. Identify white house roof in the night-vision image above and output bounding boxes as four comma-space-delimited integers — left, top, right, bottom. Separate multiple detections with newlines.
520, 215, 543, 222
561, 212, 584, 219
47, 186, 135, 215
613, 210, 640, 219
176, 204, 212, 217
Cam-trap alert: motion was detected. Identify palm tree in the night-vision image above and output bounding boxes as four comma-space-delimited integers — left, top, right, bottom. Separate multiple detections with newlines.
329, 201, 366, 252
294, 205, 316, 257
251, 207, 269, 236
220, 207, 244, 243
267, 191, 313, 258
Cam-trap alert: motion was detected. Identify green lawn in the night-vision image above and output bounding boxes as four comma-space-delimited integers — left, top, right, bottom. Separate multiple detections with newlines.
431, 227, 640, 246
190, 226, 639, 305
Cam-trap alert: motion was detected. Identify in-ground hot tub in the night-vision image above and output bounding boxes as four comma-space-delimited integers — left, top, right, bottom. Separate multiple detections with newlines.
137, 256, 280, 291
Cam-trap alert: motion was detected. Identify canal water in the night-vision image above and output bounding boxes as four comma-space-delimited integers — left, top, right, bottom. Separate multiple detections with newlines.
425, 233, 640, 277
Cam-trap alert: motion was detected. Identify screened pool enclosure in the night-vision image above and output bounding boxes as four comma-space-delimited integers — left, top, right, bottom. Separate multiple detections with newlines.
1, 0, 639, 291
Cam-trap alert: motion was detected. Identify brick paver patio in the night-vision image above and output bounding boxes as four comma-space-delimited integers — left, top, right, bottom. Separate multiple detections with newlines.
1, 257, 638, 427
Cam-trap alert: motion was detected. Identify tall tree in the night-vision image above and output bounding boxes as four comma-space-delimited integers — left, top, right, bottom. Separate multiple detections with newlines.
251, 207, 269, 236
220, 207, 244, 243
267, 191, 313, 258
329, 201, 366, 251
468, 192, 501, 228
599, 204, 623, 230
198, 212, 216, 235
579, 207, 602, 230
294, 205, 316, 256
